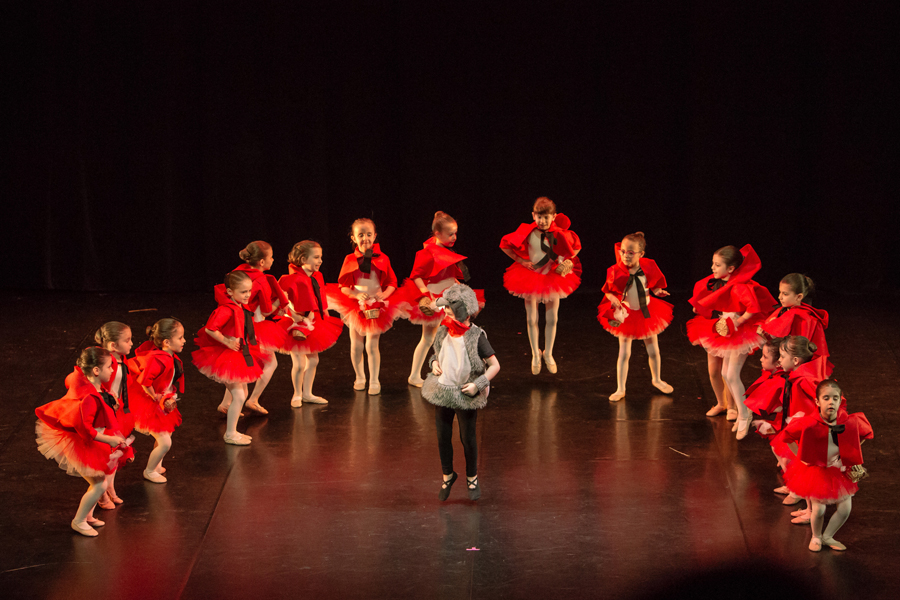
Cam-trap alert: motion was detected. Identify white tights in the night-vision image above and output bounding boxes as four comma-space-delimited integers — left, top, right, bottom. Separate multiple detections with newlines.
614, 334, 665, 394
291, 351, 321, 398
75, 475, 107, 525
350, 329, 381, 386
146, 431, 172, 474
409, 324, 439, 382
811, 497, 852, 541
525, 297, 560, 360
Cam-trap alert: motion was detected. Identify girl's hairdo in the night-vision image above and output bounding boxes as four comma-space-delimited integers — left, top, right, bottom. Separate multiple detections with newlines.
781, 273, 815, 300
288, 240, 322, 267
146, 318, 183, 350
780, 335, 817, 363
532, 197, 557, 215
715, 245, 744, 269
239, 241, 272, 265
623, 231, 646, 251
432, 211, 457, 234
224, 270, 252, 289
350, 218, 376, 244
77, 346, 111, 372
816, 378, 841, 398
94, 321, 130, 348
763, 336, 783, 355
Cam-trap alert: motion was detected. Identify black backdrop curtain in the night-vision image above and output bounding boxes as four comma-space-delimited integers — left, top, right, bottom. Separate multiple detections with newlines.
4, 2, 897, 293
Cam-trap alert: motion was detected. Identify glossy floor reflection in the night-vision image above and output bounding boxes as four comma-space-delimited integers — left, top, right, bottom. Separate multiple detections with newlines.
1, 291, 898, 599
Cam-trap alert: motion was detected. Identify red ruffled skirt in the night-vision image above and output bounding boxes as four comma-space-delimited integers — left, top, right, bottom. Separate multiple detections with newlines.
686, 314, 766, 357
253, 319, 289, 354
192, 343, 267, 385
502, 260, 581, 303
325, 285, 404, 335
36, 421, 126, 477
784, 461, 858, 504
129, 385, 183, 435
115, 405, 135, 438
597, 298, 673, 340
276, 313, 344, 354
396, 279, 486, 325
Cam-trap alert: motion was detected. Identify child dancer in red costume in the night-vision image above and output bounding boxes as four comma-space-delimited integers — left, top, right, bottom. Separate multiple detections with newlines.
218, 241, 289, 416
745, 337, 785, 444
399, 211, 485, 387
91, 321, 134, 509
277, 241, 344, 407
759, 274, 829, 358
326, 218, 402, 395
597, 232, 674, 401
687, 244, 777, 440
128, 318, 186, 480
500, 197, 581, 375
781, 379, 873, 552
193, 271, 268, 445
36, 347, 134, 537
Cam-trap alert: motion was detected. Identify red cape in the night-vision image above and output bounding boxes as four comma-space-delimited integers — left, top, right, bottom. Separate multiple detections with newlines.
781, 411, 873, 466
499, 214, 581, 261
337, 244, 398, 289
689, 244, 777, 317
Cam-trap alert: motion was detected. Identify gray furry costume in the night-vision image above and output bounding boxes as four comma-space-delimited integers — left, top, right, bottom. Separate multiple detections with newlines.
421, 283, 491, 411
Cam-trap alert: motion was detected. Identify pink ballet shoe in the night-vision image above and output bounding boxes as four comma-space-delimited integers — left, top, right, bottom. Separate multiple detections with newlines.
97, 492, 115, 510
86, 517, 105, 527
791, 514, 811, 524
543, 351, 557, 374
773, 485, 790, 495
368, 383, 382, 396
108, 491, 124, 505
407, 377, 425, 388
155, 465, 166, 475
143, 470, 167, 484
224, 433, 251, 446
735, 417, 752, 440
244, 402, 269, 415
290, 396, 303, 408
823, 537, 846, 551
353, 379, 367, 391
71, 520, 98, 537
726, 409, 738, 421
782, 493, 803, 505
531, 355, 542, 375
302, 395, 328, 404
706, 405, 727, 417
609, 390, 626, 402
809, 537, 822, 552
652, 380, 673, 394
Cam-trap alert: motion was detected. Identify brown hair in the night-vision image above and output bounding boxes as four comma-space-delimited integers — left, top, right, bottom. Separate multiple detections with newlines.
780, 335, 817, 364
532, 197, 557, 215
77, 346, 111, 372
622, 231, 647, 251
715, 245, 743, 269
431, 211, 457, 235
350, 218, 376, 245
288, 240, 322, 267
94, 321, 130, 348
763, 336, 783, 356
816, 378, 841, 398
224, 270, 252, 290
146, 318, 183, 350
239, 241, 273, 265
781, 273, 815, 300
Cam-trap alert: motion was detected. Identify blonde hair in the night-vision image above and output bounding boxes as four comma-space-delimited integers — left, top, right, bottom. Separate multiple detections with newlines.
288, 240, 322, 267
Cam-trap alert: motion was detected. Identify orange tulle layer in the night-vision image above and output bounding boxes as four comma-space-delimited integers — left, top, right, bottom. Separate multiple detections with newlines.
597, 298, 673, 340
36, 421, 121, 477
129, 387, 183, 435
276, 314, 344, 354
686, 315, 766, 357
192, 344, 266, 385
325, 288, 404, 335
784, 461, 858, 504
502, 260, 581, 303
395, 280, 486, 325
253, 319, 289, 353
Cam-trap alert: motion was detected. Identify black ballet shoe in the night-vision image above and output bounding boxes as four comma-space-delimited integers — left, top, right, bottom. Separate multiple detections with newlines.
439, 472, 458, 501
467, 476, 480, 501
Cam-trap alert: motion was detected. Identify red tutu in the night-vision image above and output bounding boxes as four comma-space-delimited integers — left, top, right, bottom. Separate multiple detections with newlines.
253, 319, 289, 354
129, 386, 183, 435
597, 298, 673, 340
192, 344, 266, 385
115, 405, 135, 438
686, 314, 766, 357
325, 285, 404, 335
276, 313, 344, 354
784, 461, 858, 504
503, 259, 582, 303
396, 279, 486, 325
36, 420, 123, 477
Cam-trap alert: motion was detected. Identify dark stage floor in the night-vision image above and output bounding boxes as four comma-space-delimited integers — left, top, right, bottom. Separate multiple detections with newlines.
1, 290, 898, 600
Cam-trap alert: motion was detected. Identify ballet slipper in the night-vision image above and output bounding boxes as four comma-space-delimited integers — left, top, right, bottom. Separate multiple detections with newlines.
736, 417, 752, 440
531, 354, 542, 375
108, 491, 124, 505
543, 351, 557, 374
773, 485, 790, 495
731, 421, 738, 432
86, 517, 105, 527
652, 380, 673, 394
155, 465, 166, 474
302, 395, 328, 404
290, 396, 303, 408
143, 470, 167, 483
809, 537, 822, 552
706, 405, 727, 417
368, 383, 381, 396
224, 433, 252, 446
353, 379, 367, 391
822, 537, 846, 551
244, 402, 269, 415
782, 493, 803, 505
726, 409, 738, 421
791, 514, 811, 524
791, 508, 807, 517
71, 520, 98, 537
97, 492, 115, 510
407, 377, 425, 388
609, 390, 626, 402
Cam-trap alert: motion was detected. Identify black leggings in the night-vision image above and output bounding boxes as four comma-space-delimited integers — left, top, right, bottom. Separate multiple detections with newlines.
435, 405, 478, 477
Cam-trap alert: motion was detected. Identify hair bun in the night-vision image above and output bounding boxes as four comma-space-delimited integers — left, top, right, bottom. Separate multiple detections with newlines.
146, 325, 154, 336
94, 328, 104, 344
808, 342, 818, 353
239, 249, 250, 260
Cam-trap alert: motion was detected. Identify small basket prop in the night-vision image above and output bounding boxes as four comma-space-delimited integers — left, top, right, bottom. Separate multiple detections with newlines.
847, 464, 869, 483
555, 258, 574, 276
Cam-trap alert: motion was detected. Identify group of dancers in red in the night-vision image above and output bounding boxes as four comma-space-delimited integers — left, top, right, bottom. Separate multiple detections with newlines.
34, 197, 873, 550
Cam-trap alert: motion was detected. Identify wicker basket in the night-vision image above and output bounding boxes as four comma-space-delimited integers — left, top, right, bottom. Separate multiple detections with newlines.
848, 464, 869, 483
